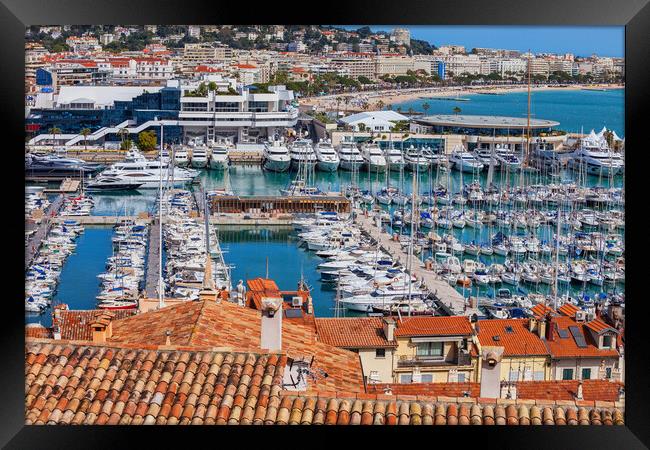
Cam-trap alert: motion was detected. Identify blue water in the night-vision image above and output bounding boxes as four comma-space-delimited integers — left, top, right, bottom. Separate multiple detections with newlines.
216, 226, 349, 317
26, 226, 114, 327
394, 89, 624, 137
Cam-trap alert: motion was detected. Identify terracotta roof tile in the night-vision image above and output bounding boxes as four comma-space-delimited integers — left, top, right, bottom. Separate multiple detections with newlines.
545, 316, 620, 358
477, 319, 549, 356
315, 317, 396, 348
394, 316, 473, 337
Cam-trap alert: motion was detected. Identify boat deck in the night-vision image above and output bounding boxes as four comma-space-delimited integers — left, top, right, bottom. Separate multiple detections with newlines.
25, 195, 64, 269
353, 207, 474, 316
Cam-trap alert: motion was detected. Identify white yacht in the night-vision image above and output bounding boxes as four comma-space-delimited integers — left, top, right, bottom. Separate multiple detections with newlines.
360, 142, 387, 173
337, 141, 364, 171
569, 130, 624, 176
289, 138, 317, 170
495, 144, 522, 171
190, 144, 209, 169
98, 150, 198, 188
474, 145, 500, 168
263, 138, 291, 172
314, 138, 340, 172
450, 147, 484, 173
421, 146, 444, 166
208, 143, 230, 170
384, 145, 406, 170
172, 145, 189, 167
404, 146, 429, 172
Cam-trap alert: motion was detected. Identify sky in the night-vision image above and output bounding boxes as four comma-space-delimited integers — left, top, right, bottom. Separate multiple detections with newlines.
337, 26, 624, 57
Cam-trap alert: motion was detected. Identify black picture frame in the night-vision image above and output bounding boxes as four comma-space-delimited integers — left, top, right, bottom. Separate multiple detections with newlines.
2, 0, 647, 447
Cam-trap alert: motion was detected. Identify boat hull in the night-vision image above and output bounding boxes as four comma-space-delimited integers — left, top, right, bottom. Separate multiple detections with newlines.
264, 158, 291, 172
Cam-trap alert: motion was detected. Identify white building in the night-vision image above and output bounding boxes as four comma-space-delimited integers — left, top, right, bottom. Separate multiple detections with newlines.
391, 28, 411, 46
187, 25, 201, 39
339, 110, 409, 132
100, 33, 115, 45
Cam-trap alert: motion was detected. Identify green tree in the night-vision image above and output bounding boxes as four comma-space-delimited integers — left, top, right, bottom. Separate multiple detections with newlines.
137, 130, 158, 152
376, 100, 385, 110
358, 123, 367, 133
48, 127, 61, 146
207, 81, 217, 92
120, 139, 133, 151
453, 106, 462, 115
80, 128, 91, 151
422, 102, 430, 116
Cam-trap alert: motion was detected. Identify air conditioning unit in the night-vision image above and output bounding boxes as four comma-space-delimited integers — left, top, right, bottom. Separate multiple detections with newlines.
575, 310, 586, 322
585, 312, 595, 322
292, 296, 303, 307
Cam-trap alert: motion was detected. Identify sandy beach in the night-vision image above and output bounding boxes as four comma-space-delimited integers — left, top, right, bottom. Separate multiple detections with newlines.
302, 83, 624, 112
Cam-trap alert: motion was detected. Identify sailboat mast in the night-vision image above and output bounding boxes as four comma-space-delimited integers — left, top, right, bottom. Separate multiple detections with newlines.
407, 166, 417, 316
158, 118, 164, 309
525, 50, 532, 168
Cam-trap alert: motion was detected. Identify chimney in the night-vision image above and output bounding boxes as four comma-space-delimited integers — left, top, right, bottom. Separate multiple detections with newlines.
500, 381, 517, 399
528, 317, 537, 333
260, 297, 283, 352
90, 312, 115, 344
165, 330, 171, 346
538, 317, 547, 340
546, 314, 555, 342
382, 317, 396, 341
575, 381, 584, 400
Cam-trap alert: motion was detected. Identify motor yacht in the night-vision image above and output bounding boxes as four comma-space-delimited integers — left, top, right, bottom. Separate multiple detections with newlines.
25, 153, 104, 179
86, 176, 144, 191
337, 141, 364, 171
190, 144, 209, 168
360, 142, 387, 173
263, 137, 291, 172
314, 138, 340, 172
289, 138, 317, 170
569, 130, 624, 176
404, 146, 429, 172
384, 145, 406, 170
450, 148, 484, 173
208, 142, 230, 170
98, 150, 198, 188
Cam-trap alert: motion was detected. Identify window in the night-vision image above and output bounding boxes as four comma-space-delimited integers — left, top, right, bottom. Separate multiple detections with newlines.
602, 335, 613, 349
562, 368, 574, 380
420, 373, 433, 383
400, 373, 412, 384
581, 368, 591, 380
533, 371, 545, 381
369, 371, 380, 382
457, 373, 466, 383
509, 370, 519, 382
375, 348, 386, 358
416, 342, 443, 358
606, 368, 612, 379
248, 101, 269, 112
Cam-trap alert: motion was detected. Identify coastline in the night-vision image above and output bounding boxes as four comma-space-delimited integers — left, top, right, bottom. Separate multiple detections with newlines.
302, 83, 625, 111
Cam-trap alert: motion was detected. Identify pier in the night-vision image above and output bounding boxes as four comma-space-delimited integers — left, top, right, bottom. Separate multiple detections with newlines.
25, 195, 64, 269
210, 195, 351, 215
353, 208, 472, 315
144, 217, 161, 298
43, 178, 81, 194
53, 215, 153, 225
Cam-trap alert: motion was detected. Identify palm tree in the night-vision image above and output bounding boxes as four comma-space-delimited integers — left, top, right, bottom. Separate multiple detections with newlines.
407, 107, 415, 117
80, 128, 91, 152
376, 100, 385, 110
422, 102, 430, 116
396, 106, 402, 114
49, 127, 61, 148
453, 106, 462, 115
343, 95, 351, 113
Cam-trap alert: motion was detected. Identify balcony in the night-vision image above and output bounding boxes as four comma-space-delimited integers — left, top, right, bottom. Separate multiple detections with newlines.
397, 352, 472, 368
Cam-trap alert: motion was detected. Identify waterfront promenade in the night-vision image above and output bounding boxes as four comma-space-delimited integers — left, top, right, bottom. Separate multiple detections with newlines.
353, 207, 472, 315
25, 195, 64, 269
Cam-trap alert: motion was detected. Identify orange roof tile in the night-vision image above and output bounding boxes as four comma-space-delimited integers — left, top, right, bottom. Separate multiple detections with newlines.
367, 382, 480, 398
25, 324, 52, 339
394, 316, 473, 337
558, 303, 580, 318
477, 319, 549, 356
315, 318, 396, 348
584, 318, 618, 335
530, 303, 555, 319
108, 299, 364, 393
515, 380, 624, 402
545, 316, 619, 358
54, 309, 136, 341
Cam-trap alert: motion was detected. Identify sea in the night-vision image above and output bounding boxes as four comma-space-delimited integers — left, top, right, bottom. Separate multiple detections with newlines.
26, 89, 625, 326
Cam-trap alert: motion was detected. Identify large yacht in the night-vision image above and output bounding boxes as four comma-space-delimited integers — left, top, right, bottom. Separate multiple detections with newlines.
189, 142, 209, 169
314, 138, 340, 172
384, 145, 406, 171
337, 141, 364, 171
421, 146, 444, 167
208, 142, 230, 170
360, 142, 387, 173
495, 144, 522, 171
404, 146, 429, 172
96, 150, 198, 188
450, 147, 484, 173
86, 176, 144, 191
263, 137, 291, 172
172, 145, 189, 167
289, 138, 317, 170
25, 153, 104, 179
568, 131, 624, 176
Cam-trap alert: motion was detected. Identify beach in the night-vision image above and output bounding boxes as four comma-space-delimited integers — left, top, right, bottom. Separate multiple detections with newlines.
302, 83, 624, 112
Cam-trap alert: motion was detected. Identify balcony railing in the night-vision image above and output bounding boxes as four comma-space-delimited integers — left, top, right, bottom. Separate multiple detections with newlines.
397, 352, 472, 368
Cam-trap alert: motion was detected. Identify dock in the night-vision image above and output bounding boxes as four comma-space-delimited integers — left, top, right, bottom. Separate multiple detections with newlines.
25, 195, 64, 269
144, 217, 161, 298
353, 208, 471, 315
43, 178, 81, 194
53, 215, 153, 225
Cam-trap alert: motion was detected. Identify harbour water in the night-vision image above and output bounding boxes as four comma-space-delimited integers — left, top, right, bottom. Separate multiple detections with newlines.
393, 88, 625, 137
25, 89, 624, 323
